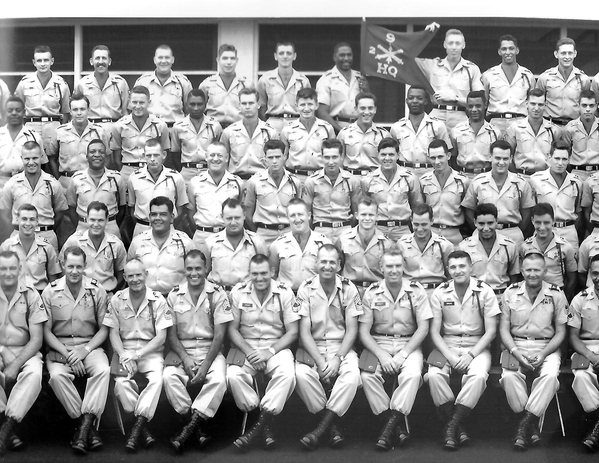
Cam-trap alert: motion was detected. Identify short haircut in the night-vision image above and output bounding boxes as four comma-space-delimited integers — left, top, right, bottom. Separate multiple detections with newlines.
382, 247, 404, 262
87, 138, 106, 153
532, 202, 555, 220
239, 88, 259, 101
490, 139, 513, 156
580, 89, 597, 102
550, 140, 571, 157
17, 203, 38, 217
22, 140, 42, 154
333, 42, 352, 54
474, 203, 498, 220
589, 254, 599, 267
527, 88, 545, 100
218, 44, 237, 57
149, 196, 174, 214
207, 140, 227, 153
0, 250, 19, 263
355, 91, 377, 107
467, 90, 486, 105
498, 35, 518, 48
296, 87, 318, 102
556, 37, 576, 51
411, 202, 433, 220
250, 253, 270, 267
91, 44, 110, 57
222, 197, 244, 213
445, 29, 464, 40
407, 85, 429, 95
6, 96, 24, 109
357, 197, 378, 210
63, 246, 87, 264
428, 139, 450, 153
87, 201, 109, 217
263, 139, 286, 154
130, 85, 150, 99
276, 42, 295, 53
522, 252, 545, 265
286, 198, 309, 212
155, 44, 173, 55
184, 249, 207, 265
321, 138, 343, 155
70, 93, 90, 108
447, 250, 471, 264
187, 89, 207, 101
318, 243, 340, 260
144, 138, 163, 151
34, 45, 52, 55
378, 137, 399, 153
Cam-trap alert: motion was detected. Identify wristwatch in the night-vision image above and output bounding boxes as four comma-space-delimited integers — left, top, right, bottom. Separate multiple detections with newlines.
84, 345, 91, 353
135, 350, 142, 359
335, 353, 345, 361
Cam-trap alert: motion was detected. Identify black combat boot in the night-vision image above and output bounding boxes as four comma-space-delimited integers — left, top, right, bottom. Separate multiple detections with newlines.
125, 416, 148, 453
444, 404, 471, 450
170, 410, 203, 453
300, 409, 336, 450
234, 410, 273, 452
376, 410, 401, 450
513, 411, 536, 451
72, 413, 95, 454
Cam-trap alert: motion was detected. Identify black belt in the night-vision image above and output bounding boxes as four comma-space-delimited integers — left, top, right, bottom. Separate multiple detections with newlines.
267, 113, 298, 119
79, 214, 116, 223
122, 162, 145, 167
458, 165, 491, 174
24, 116, 61, 123
420, 282, 442, 289
60, 171, 76, 177
376, 219, 409, 227
435, 104, 466, 112
346, 167, 375, 176
568, 164, 599, 172
287, 167, 315, 176
333, 116, 357, 123
255, 222, 289, 231
543, 116, 572, 126
513, 335, 552, 341
136, 218, 150, 226
496, 222, 518, 229
196, 225, 222, 233
486, 112, 526, 120
374, 333, 412, 338
398, 160, 433, 169
432, 223, 460, 229
89, 117, 119, 123
14, 224, 53, 232
182, 162, 207, 169
353, 281, 375, 288
494, 287, 507, 295
554, 220, 575, 228
314, 220, 351, 228
514, 167, 538, 176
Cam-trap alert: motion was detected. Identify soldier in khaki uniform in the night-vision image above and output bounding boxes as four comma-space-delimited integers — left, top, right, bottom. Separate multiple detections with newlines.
499, 253, 568, 451
337, 92, 390, 176
361, 138, 422, 242
420, 139, 470, 245
568, 255, 599, 451
426, 250, 500, 450
199, 44, 254, 129
295, 244, 363, 450
42, 246, 109, 454
228, 254, 298, 451
269, 199, 331, 292
0, 204, 61, 292
187, 142, 243, 247
280, 88, 335, 183
563, 90, 599, 180
301, 138, 362, 240
390, 85, 452, 178
163, 250, 232, 453
171, 89, 222, 182
66, 138, 126, 238
315, 43, 369, 133
0, 250, 47, 454
103, 258, 173, 452
359, 248, 432, 450
257, 42, 311, 134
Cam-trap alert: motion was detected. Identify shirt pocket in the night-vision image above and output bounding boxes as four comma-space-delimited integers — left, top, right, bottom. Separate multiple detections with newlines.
510, 304, 528, 326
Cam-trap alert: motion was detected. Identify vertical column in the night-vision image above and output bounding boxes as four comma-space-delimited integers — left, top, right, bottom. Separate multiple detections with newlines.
560, 26, 568, 39
217, 19, 259, 84
73, 23, 83, 88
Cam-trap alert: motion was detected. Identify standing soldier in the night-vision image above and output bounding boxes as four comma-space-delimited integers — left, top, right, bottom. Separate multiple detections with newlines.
0, 251, 47, 454
563, 90, 599, 181
14, 45, 70, 152
227, 255, 298, 451
481, 35, 534, 138
42, 246, 109, 454
170, 89, 222, 182
257, 42, 311, 134
359, 248, 432, 450
103, 259, 173, 452
427, 250, 500, 450
163, 250, 232, 454
499, 253, 568, 451
295, 244, 363, 450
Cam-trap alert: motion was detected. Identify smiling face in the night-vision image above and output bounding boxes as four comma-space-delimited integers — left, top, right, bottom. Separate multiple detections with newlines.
532, 212, 554, 240
6, 101, 24, 128
217, 51, 238, 75
87, 209, 107, 238
207, 144, 228, 174
275, 44, 296, 69
527, 95, 546, 121
379, 147, 399, 173
428, 146, 450, 173
124, 260, 147, 294
498, 40, 519, 65
86, 142, 107, 171
447, 256, 472, 284
491, 147, 512, 175
356, 202, 377, 232
521, 256, 546, 289
406, 87, 427, 115
555, 43, 576, 69
382, 254, 404, 286
0, 255, 20, 289
17, 209, 38, 238
21, 147, 42, 175
333, 46, 353, 71
249, 260, 273, 293
444, 33, 465, 61
287, 202, 311, 235
130, 92, 150, 118
296, 97, 318, 120
64, 253, 86, 286
474, 213, 497, 240
356, 97, 376, 125
154, 47, 175, 74
149, 204, 174, 234
466, 96, 485, 123
90, 49, 111, 75
590, 260, 599, 292
411, 212, 432, 240
185, 254, 207, 289
317, 247, 341, 283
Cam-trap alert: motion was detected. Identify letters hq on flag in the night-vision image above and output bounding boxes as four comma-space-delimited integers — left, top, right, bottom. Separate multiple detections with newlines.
361, 22, 437, 94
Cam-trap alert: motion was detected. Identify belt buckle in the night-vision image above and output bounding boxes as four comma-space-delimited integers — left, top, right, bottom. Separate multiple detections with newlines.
213, 227, 221, 233
496, 223, 504, 229
505, 113, 513, 119
473, 167, 484, 174
438, 224, 447, 229
41, 117, 50, 122
587, 166, 594, 171
386, 221, 396, 227
332, 221, 344, 228
360, 170, 369, 176
446, 105, 455, 111
277, 224, 286, 231
413, 163, 422, 168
